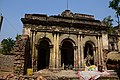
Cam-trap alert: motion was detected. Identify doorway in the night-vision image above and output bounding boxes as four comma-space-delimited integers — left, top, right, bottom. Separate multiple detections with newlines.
37, 40, 50, 70
61, 40, 74, 69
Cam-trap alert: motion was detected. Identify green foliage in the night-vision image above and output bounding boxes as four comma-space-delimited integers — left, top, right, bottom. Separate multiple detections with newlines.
103, 16, 114, 34
1, 38, 15, 54
109, 0, 120, 25
109, 0, 120, 15
103, 16, 113, 27
15, 34, 21, 40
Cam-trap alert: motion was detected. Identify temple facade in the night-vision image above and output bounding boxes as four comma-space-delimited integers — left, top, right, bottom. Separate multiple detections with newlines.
14, 10, 119, 74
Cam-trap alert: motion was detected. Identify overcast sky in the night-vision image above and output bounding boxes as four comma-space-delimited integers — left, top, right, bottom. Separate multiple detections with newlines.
0, 0, 116, 42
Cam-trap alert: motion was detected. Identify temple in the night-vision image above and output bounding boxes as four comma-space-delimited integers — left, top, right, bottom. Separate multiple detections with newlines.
13, 10, 120, 75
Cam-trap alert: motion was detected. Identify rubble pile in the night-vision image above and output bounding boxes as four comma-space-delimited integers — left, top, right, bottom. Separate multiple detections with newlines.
34, 69, 79, 79
0, 69, 119, 80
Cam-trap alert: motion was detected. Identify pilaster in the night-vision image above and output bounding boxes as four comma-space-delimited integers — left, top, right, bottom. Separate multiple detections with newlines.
49, 45, 54, 69
74, 46, 78, 68
98, 36, 101, 65
56, 33, 60, 68
31, 31, 36, 72
77, 35, 81, 68
80, 35, 84, 67
53, 33, 56, 68
100, 37, 104, 65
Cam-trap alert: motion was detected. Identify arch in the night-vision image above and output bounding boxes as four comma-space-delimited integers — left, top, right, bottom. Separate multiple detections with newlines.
84, 41, 95, 66
61, 38, 75, 69
37, 37, 51, 70
83, 36, 97, 47
61, 38, 76, 47
37, 37, 52, 46
60, 34, 77, 47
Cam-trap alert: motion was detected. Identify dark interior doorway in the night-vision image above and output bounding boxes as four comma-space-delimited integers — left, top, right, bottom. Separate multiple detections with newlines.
61, 40, 74, 68
84, 42, 94, 66
37, 40, 50, 70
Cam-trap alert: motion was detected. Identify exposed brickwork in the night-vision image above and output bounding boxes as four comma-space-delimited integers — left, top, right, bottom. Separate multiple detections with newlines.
13, 35, 29, 75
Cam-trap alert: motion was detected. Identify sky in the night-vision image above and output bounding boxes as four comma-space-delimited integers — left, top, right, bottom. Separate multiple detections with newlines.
0, 0, 117, 42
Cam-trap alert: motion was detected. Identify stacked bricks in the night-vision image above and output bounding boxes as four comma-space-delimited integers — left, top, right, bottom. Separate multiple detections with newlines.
13, 35, 29, 75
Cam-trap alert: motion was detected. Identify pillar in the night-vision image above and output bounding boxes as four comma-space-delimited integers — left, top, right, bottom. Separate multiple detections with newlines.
80, 35, 84, 67
53, 33, 56, 69
31, 31, 36, 72
56, 33, 60, 68
77, 35, 81, 68
49, 45, 53, 69
100, 37, 104, 65
98, 36, 101, 65
35, 45, 38, 71
74, 46, 78, 69
93, 46, 97, 65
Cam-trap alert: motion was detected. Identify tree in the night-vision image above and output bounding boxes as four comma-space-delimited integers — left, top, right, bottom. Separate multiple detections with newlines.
1, 38, 15, 54
15, 34, 21, 40
103, 16, 114, 34
109, 0, 120, 27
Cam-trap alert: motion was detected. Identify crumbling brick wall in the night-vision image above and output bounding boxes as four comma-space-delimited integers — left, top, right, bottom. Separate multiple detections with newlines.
13, 35, 31, 75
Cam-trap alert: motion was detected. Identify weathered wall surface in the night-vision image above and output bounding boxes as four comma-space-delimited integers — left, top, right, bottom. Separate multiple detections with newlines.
0, 54, 15, 71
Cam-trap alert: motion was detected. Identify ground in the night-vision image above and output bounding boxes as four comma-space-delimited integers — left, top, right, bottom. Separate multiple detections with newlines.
0, 69, 119, 80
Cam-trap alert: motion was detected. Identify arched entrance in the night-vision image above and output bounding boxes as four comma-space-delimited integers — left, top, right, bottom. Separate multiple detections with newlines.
61, 40, 74, 69
84, 41, 94, 66
37, 39, 50, 70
